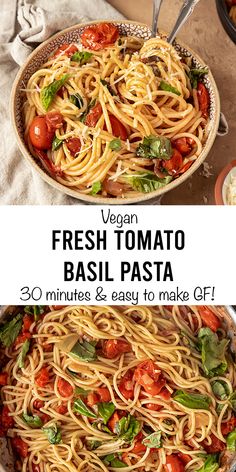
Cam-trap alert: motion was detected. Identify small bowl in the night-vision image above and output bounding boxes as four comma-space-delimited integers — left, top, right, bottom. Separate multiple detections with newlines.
215, 160, 236, 204
216, 0, 236, 44
11, 20, 221, 205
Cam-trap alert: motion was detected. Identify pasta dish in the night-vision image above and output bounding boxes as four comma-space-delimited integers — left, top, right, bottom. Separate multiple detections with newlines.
0, 305, 236, 472
23, 23, 211, 198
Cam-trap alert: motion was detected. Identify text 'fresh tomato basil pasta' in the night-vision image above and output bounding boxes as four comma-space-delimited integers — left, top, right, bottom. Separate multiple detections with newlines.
22, 23, 212, 198
0, 305, 236, 471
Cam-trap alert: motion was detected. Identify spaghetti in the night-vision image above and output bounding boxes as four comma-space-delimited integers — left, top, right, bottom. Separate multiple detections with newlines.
23, 23, 211, 198
0, 305, 236, 472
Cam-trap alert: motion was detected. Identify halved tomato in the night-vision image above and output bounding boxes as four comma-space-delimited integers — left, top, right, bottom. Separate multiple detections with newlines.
81, 23, 119, 51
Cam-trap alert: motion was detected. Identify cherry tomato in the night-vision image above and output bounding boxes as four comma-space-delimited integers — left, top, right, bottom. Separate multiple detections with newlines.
45, 111, 64, 132
2, 406, 14, 429
29, 116, 55, 150
108, 411, 126, 433
35, 367, 50, 388
87, 392, 100, 407
38, 412, 50, 424
52, 43, 78, 59
0, 373, 8, 386
162, 149, 183, 176
164, 455, 185, 472
32, 464, 41, 472
198, 306, 221, 332
179, 307, 199, 332
134, 360, 166, 396
56, 404, 68, 415
159, 387, 172, 401
52, 305, 66, 310
132, 440, 146, 454
108, 114, 128, 140
179, 161, 193, 175
202, 434, 225, 453
221, 417, 236, 436
33, 399, 44, 410
102, 339, 131, 359
22, 314, 33, 332
57, 378, 74, 398
119, 370, 134, 400
85, 103, 103, 127
102, 178, 125, 197
34, 149, 64, 177
177, 452, 192, 465
197, 83, 210, 119
11, 437, 29, 458
145, 403, 162, 411
172, 138, 191, 156
66, 137, 82, 157
81, 23, 119, 51
96, 387, 111, 402
14, 331, 31, 347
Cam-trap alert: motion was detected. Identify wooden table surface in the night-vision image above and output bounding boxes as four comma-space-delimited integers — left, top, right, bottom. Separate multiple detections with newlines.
108, 0, 236, 204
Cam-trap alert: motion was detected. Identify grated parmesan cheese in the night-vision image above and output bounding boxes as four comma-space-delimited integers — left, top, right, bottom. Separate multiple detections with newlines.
109, 161, 129, 181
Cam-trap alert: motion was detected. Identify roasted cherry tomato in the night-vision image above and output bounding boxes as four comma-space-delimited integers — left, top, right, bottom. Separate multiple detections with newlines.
65, 137, 82, 157
96, 387, 111, 402
35, 367, 50, 388
102, 178, 125, 197
164, 454, 185, 472
22, 314, 33, 332
87, 392, 100, 407
14, 331, 31, 346
57, 378, 74, 398
2, 405, 14, 429
177, 452, 192, 465
162, 149, 183, 176
108, 410, 126, 433
52, 43, 78, 58
202, 434, 225, 453
52, 305, 66, 310
221, 417, 236, 436
197, 82, 210, 119
32, 464, 41, 472
11, 437, 29, 458
145, 402, 162, 411
85, 103, 103, 127
33, 399, 44, 410
159, 387, 172, 401
119, 370, 134, 400
45, 111, 64, 132
132, 432, 147, 455
172, 138, 191, 156
179, 161, 193, 175
34, 149, 64, 177
134, 360, 166, 396
56, 404, 68, 415
108, 114, 128, 140
81, 23, 119, 51
29, 116, 55, 150
0, 372, 8, 386
102, 339, 131, 359
198, 306, 221, 332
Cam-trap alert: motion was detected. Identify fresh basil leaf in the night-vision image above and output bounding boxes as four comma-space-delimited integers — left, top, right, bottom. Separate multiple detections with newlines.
103, 454, 115, 465
73, 398, 97, 419
24, 306, 44, 322
109, 138, 122, 151
226, 428, 236, 451
189, 67, 208, 89
212, 380, 229, 400
125, 172, 172, 193
136, 135, 172, 160
90, 181, 102, 195
100, 78, 117, 96
70, 340, 97, 362
43, 423, 61, 444
180, 331, 197, 349
198, 328, 229, 378
40, 74, 69, 111
70, 93, 84, 109
116, 415, 141, 443
142, 431, 162, 448
230, 391, 236, 412
196, 454, 219, 472
80, 98, 96, 123
173, 390, 211, 410
75, 386, 90, 396
0, 314, 23, 348
97, 402, 115, 425
18, 339, 30, 369
103, 454, 126, 468
86, 440, 102, 450
159, 81, 181, 96
22, 412, 42, 428
71, 51, 93, 64
52, 136, 63, 151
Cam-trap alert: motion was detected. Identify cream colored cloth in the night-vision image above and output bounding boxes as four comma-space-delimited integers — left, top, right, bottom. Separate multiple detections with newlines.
0, 0, 124, 204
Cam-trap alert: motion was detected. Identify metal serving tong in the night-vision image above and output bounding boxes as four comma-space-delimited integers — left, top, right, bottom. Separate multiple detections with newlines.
167, 0, 201, 44
151, 0, 201, 41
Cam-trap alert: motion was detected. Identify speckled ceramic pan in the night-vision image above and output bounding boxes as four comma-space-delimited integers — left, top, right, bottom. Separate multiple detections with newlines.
11, 20, 221, 205
0, 305, 236, 472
